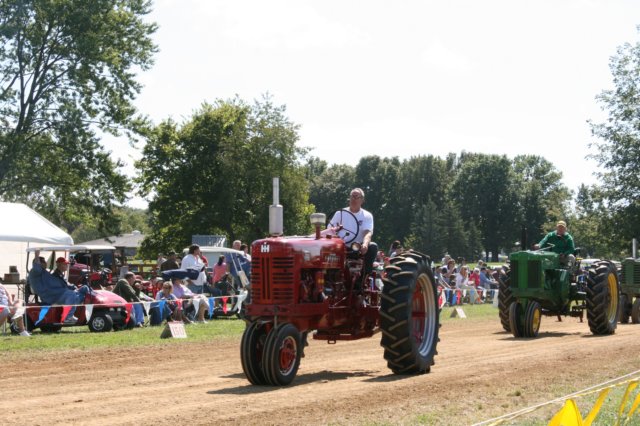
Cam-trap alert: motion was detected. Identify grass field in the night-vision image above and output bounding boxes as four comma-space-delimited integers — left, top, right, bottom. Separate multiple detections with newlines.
0, 303, 499, 353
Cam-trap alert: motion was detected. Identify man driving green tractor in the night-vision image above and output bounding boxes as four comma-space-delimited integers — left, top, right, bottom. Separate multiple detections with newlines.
534, 220, 576, 269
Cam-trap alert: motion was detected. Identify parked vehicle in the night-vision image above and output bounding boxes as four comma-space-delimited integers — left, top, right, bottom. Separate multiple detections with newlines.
21, 246, 134, 333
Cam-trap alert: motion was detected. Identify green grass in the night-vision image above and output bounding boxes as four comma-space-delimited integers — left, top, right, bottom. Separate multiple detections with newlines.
0, 318, 246, 353
440, 302, 499, 322
0, 303, 498, 353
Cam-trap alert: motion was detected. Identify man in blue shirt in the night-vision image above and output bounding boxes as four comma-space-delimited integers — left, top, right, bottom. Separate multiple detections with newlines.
29, 251, 91, 323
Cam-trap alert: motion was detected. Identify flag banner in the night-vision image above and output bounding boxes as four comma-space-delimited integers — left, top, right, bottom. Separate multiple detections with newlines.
36, 306, 50, 325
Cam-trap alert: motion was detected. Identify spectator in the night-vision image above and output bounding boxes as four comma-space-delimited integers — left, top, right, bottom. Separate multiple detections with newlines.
172, 278, 210, 323
155, 280, 180, 322
455, 266, 481, 304
480, 266, 498, 300
434, 265, 454, 306
226, 241, 251, 291
469, 268, 481, 287
239, 243, 251, 262
212, 255, 227, 284
181, 244, 207, 294
0, 282, 30, 336
160, 251, 180, 272
113, 272, 143, 327
28, 251, 90, 323
442, 259, 457, 284
389, 240, 402, 257
156, 253, 166, 271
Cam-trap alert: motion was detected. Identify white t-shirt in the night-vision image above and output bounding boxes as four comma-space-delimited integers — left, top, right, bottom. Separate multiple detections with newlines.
181, 254, 206, 286
328, 208, 374, 245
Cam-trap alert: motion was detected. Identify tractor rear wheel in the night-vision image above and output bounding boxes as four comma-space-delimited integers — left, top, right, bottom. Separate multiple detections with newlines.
632, 299, 640, 324
619, 294, 630, 324
586, 261, 619, 335
508, 302, 524, 337
380, 250, 439, 375
523, 301, 541, 337
261, 323, 301, 386
498, 268, 513, 332
240, 322, 269, 385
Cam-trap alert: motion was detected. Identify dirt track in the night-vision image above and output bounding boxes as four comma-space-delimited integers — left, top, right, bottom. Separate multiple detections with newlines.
2, 315, 640, 425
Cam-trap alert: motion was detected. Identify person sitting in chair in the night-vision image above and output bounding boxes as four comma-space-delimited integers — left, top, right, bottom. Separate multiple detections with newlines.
28, 251, 91, 324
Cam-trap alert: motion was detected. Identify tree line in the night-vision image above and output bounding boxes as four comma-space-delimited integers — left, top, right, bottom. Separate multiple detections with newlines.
0, 2, 638, 261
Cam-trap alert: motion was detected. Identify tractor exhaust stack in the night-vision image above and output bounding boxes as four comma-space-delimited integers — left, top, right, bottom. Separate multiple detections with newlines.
269, 177, 283, 236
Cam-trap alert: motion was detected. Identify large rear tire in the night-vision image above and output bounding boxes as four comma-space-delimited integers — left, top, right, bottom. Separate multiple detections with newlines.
240, 322, 269, 385
632, 299, 640, 324
498, 268, 513, 332
586, 261, 619, 335
380, 250, 439, 375
261, 323, 301, 386
523, 301, 541, 337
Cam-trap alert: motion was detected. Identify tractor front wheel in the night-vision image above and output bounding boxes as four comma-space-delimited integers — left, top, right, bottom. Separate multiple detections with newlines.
380, 250, 439, 375
619, 294, 630, 324
586, 261, 619, 335
524, 301, 541, 337
508, 302, 524, 338
632, 299, 640, 324
498, 269, 513, 332
240, 322, 269, 385
262, 323, 301, 386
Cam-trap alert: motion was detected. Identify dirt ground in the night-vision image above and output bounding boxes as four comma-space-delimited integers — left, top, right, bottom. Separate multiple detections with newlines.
2, 314, 640, 426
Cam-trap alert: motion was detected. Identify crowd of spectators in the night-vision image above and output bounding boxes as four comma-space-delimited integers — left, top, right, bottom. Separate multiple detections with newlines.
434, 254, 505, 306
2, 243, 252, 334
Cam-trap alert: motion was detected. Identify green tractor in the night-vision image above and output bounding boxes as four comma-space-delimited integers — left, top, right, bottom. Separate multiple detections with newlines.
619, 257, 640, 323
498, 247, 620, 338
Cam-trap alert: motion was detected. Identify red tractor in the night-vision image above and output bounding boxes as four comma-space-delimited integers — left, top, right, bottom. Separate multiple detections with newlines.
240, 181, 440, 385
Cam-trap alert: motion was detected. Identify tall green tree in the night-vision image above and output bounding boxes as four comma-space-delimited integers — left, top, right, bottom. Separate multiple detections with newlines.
0, 0, 157, 233
306, 160, 355, 217
589, 29, 640, 245
451, 153, 519, 261
512, 155, 571, 247
136, 97, 312, 257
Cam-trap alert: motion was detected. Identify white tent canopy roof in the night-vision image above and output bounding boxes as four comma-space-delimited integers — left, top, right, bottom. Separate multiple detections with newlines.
0, 202, 73, 245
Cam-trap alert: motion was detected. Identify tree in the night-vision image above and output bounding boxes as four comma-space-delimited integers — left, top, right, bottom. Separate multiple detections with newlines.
0, 0, 157, 233
450, 153, 520, 261
589, 29, 640, 247
306, 161, 355, 217
136, 97, 312, 257
512, 155, 571, 247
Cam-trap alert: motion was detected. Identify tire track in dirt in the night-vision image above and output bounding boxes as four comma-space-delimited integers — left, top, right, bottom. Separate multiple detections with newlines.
1, 316, 639, 425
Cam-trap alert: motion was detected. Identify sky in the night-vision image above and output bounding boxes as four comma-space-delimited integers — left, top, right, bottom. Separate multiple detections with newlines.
113, 0, 640, 209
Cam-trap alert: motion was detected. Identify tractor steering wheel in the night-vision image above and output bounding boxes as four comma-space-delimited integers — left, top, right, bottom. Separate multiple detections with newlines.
332, 209, 360, 244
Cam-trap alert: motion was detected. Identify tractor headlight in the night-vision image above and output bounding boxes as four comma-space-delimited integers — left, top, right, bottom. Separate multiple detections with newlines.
310, 213, 326, 226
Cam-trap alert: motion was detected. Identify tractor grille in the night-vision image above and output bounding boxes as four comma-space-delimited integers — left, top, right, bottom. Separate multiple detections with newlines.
528, 260, 542, 288
251, 256, 294, 304
510, 262, 519, 288
621, 262, 640, 285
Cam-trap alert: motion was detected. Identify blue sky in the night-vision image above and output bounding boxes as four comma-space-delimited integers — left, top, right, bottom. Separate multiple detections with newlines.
113, 0, 640, 208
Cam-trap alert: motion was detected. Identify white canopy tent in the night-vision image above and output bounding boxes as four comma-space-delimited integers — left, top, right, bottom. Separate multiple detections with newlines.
0, 202, 73, 281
